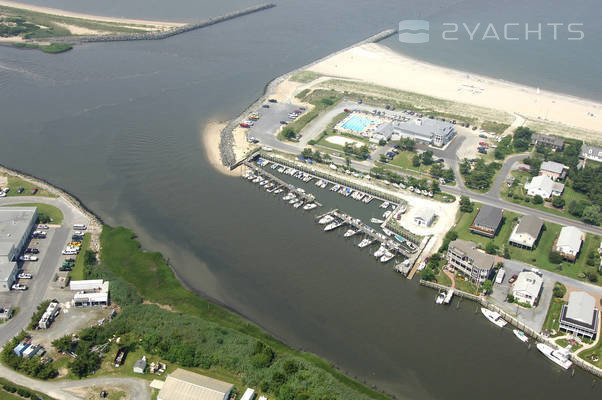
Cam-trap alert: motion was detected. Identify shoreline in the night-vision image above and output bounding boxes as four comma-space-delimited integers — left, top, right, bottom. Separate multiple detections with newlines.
0, 0, 186, 27
201, 120, 240, 177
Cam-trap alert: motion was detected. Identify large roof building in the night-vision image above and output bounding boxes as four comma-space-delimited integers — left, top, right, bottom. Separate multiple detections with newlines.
447, 239, 495, 284
158, 369, 233, 400
559, 291, 599, 339
508, 215, 543, 249
470, 205, 503, 238
531, 133, 565, 150
539, 161, 568, 181
580, 144, 602, 162
524, 175, 564, 199
0, 207, 37, 291
390, 118, 455, 147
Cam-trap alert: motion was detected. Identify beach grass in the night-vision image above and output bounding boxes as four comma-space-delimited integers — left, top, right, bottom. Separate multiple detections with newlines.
1, 202, 64, 225
290, 71, 322, 83
2, 174, 56, 197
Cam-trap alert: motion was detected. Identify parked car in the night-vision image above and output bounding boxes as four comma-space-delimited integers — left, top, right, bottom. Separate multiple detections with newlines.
279, 120, 288, 125
11, 284, 27, 291
262, 104, 270, 108
508, 274, 518, 284
343, 108, 351, 113
30, 188, 38, 195
239, 123, 250, 128
479, 134, 488, 138
38, 224, 49, 229
17, 187, 24, 194
25, 248, 39, 254
268, 98, 277, 103
17, 273, 32, 279
59, 266, 72, 272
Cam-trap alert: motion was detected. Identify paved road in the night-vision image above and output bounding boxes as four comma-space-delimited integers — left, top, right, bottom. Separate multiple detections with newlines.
0, 363, 149, 400
0, 196, 85, 348
485, 153, 529, 197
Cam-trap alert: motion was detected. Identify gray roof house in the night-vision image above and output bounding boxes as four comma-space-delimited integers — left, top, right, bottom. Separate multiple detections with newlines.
559, 291, 599, 338
133, 356, 146, 374
539, 161, 568, 180
447, 239, 495, 284
580, 144, 602, 162
509, 215, 544, 249
470, 205, 503, 238
391, 118, 456, 147
531, 133, 565, 150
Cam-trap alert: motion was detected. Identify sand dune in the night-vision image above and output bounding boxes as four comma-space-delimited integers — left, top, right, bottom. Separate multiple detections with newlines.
308, 43, 602, 134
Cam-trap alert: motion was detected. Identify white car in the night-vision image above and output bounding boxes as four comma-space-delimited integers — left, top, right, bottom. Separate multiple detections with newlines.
19, 255, 30, 261
11, 284, 28, 291
38, 224, 49, 229
28, 256, 38, 261
62, 250, 78, 255
17, 273, 32, 279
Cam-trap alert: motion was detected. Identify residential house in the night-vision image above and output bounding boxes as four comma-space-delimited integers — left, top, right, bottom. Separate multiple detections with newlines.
447, 239, 495, 284
508, 215, 543, 249
524, 174, 564, 199
580, 144, 602, 162
539, 161, 568, 181
512, 270, 543, 306
531, 133, 565, 150
470, 205, 503, 238
559, 291, 599, 339
555, 226, 585, 261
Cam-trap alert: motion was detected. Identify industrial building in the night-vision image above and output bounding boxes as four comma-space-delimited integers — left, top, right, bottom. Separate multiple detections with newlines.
158, 368, 233, 400
0, 206, 37, 291
70, 280, 110, 306
559, 291, 599, 339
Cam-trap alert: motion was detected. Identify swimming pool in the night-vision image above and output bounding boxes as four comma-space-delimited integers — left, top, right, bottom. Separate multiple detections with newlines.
341, 115, 377, 132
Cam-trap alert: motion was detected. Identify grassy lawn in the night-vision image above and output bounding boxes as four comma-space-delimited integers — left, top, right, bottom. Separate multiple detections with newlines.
453, 275, 478, 294
290, 71, 322, 83
435, 269, 452, 286
69, 233, 91, 280
389, 151, 431, 174
555, 338, 583, 352
578, 338, 602, 369
542, 297, 566, 334
454, 204, 519, 250
0, 391, 21, 400
2, 203, 63, 225
2, 174, 56, 197
503, 170, 594, 225
96, 226, 390, 400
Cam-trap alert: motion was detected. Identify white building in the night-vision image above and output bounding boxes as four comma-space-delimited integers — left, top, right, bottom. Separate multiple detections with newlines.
158, 368, 233, 400
0, 207, 38, 291
446, 239, 495, 284
512, 271, 543, 306
581, 144, 602, 162
559, 291, 599, 339
71, 280, 110, 307
508, 215, 543, 250
413, 208, 436, 227
524, 174, 564, 199
555, 226, 584, 261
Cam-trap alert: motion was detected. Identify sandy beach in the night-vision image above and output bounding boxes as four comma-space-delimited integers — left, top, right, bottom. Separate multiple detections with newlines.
0, 0, 186, 29
308, 43, 602, 135
201, 121, 241, 177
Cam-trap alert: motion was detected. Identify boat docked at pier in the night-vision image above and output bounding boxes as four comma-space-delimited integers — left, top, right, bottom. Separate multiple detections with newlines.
380, 251, 395, 263
318, 215, 334, 224
324, 221, 343, 232
370, 218, 384, 224
374, 244, 387, 258
436, 292, 446, 304
481, 308, 507, 327
536, 343, 572, 370
303, 203, 317, 210
358, 238, 374, 248
344, 229, 357, 238
513, 329, 529, 343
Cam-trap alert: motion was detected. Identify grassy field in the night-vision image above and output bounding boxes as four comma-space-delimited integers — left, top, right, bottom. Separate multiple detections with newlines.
578, 337, 602, 369
290, 71, 322, 83
95, 226, 390, 400
435, 269, 452, 286
454, 276, 478, 294
69, 233, 91, 280
0, 377, 54, 400
0, 390, 20, 400
542, 297, 566, 334
2, 174, 56, 197
1, 202, 64, 225
503, 170, 592, 225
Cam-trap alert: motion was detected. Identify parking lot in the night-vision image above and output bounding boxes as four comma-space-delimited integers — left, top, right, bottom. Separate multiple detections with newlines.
244, 102, 302, 145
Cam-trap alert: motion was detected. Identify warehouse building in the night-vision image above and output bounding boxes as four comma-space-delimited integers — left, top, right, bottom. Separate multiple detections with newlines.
388, 118, 456, 147
158, 368, 233, 400
0, 206, 37, 291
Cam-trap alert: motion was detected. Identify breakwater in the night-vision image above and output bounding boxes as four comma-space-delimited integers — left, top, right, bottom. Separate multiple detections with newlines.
219, 28, 397, 167
54, 3, 275, 44
420, 279, 602, 379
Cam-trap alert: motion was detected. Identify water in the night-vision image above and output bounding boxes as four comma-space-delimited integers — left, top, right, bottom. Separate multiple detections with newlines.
342, 115, 380, 133
1, 0, 601, 399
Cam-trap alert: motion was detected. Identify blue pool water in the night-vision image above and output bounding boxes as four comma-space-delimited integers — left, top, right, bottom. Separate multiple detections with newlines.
341, 115, 377, 132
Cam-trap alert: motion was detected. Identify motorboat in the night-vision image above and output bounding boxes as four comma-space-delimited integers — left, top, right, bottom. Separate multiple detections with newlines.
383, 211, 391, 218
374, 245, 387, 258
436, 292, 445, 304
324, 221, 343, 232
358, 238, 374, 248
481, 308, 507, 327
536, 343, 572, 370
303, 203, 317, 210
370, 218, 384, 224
318, 215, 335, 224
513, 329, 529, 343
293, 201, 303, 208
380, 201, 390, 209
344, 229, 357, 238
382, 228, 393, 236
380, 251, 395, 263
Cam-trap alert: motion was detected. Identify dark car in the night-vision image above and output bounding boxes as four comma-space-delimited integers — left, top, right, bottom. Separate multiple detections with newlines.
262, 104, 270, 108
59, 266, 72, 272
279, 120, 288, 125
472, 126, 478, 130
17, 188, 24, 193
393, 144, 400, 149
268, 98, 277, 103
26, 248, 39, 254
508, 274, 518, 284
31, 188, 38, 195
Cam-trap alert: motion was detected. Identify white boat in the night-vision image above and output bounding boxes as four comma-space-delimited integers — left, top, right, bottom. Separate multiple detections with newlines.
383, 211, 391, 218
481, 308, 507, 328
344, 229, 357, 238
398, 204, 407, 214
303, 203, 317, 210
380, 251, 395, 263
536, 343, 572, 370
513, 329, 529, 343
370, 218, 384, 224
436, 292, 445, 304
324, 221, 342, 232
274, 188, 283, 194
253, 176, 262, 183
259, 180, 268, 186
380, 201, 390, 209
293, 201, 303, 208
288, 197, 298, 204
416, 261, 426, 271
358, 238, 374, 248
374, 245, 387, 258
319, 215, 334, 224
382, 227, 393, 236
283, 193, 294, 201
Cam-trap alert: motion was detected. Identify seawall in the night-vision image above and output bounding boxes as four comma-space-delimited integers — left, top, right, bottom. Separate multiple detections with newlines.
218, 28, 398, 167
54, 3, 276, 44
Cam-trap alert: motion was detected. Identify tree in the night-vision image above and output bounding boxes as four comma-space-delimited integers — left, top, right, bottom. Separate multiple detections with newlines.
586, 272, 599, 283
430, 163, 444, 178
503, 246, 511, 259
378, 139, 387, 146
412, 155, 421, 167
282, 127, 296, 140
581, 205, 601, 225
533, 194, 544, 204
70, 351, 101, 378
345, 157, 351, 168
399, 137, 416, 151
420, 267, 435, 281
552, 196, 565, 209
301, 148, 313, 159
459, 196, 473, 213
485, 241, 498, 255
379, 154, 388, 163
506, 294, 515, 303
481, 280, 493, 294
568, 199, 589, 217
422, 150, 434, 165
549, 251, 563, 264
431, 181, 440, 193
553, 282, 567, 298
512, 127, 534, 151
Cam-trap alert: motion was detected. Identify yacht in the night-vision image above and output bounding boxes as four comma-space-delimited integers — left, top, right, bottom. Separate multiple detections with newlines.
288, 197, 298, 204
380, 251, 395, 263
293, 201, 303, 208
481, 308, 507, 327
324, 221, 343, 232
537, 343, 572, 369
374, 245, 387, 258
358, 238, 374, 248
303, 203, 317, 211
331, 184, 341, 192
253, 176, 262, 183
344, 229, 357, 238
318, 215, 335, 225
436, 292, 445, 304
283, 193, 295, 201
370, 218, 384, 224
398, 204, 407, 214
513, 329, 529, 343
259, 180, 268, 186
273, 188, 283, 194
383, 210, 391, 219
363, 195, 373, 203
